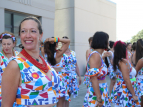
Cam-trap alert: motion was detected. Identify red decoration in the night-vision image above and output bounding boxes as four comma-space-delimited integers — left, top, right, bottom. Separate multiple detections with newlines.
58, 37, 60, 42
26, 84, 33, 90
40, 92, 48, 98
20, 49, 49, 73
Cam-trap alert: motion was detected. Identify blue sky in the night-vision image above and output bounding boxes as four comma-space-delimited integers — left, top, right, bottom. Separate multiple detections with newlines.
110, 0, 143, 42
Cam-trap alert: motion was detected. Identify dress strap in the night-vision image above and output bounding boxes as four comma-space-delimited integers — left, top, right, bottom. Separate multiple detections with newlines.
87, 51, 103, 69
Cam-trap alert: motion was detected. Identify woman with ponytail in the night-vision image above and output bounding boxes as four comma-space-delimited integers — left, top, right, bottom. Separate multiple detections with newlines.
62, 36, 81, 107
135, 39, 143, 106
0, 32, 19, 106
44, 37, 70, 107
111, 40, 139, 107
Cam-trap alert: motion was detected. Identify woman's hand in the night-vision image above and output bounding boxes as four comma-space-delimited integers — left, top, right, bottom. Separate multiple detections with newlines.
45, 38, 54, 44
96, 100, 103, 107
102, 51, 111, 59
133, 95, 138, 102
79, 76, 82, 85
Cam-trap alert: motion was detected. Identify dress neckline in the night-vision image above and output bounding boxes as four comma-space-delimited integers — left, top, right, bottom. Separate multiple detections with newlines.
20, 49, 49, 73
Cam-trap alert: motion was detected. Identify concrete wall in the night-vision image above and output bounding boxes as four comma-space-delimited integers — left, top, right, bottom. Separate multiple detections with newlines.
55, 0, 116, 75
0, 0, 55, 39
74, 0, 116, 75
54, 0, 75, 50
0, 7, 5, 35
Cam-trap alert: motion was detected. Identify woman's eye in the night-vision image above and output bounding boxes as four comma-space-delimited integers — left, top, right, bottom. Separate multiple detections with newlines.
21, 30, 25, 33
31, 30, 37, 33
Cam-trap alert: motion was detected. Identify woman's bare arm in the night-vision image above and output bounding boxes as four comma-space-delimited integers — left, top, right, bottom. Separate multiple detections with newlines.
89, 53, 102, 101
45, 38, 70, 58
2, 60, 20, 107
135, 58, 143, 76
86, 49, 90, 61
75, 62, 82, 85
120, 60, 135, 96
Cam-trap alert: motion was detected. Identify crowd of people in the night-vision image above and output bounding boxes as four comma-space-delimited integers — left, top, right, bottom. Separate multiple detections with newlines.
0, 16, 143, 107
83, 34, 143, 107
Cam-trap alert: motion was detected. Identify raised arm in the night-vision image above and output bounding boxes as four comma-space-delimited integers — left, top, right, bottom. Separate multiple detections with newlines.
45, 37, 70, 58
102, 51, 111, 61
2, 60, 20, 107
89, 53, 103, 106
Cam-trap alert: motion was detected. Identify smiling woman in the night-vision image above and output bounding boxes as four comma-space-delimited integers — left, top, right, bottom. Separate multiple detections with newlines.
1, 16, 60, 107
0, 31, 19, 106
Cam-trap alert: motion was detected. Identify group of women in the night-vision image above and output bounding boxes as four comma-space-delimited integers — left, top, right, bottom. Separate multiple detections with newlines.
0, 16, 81, 107
83, 31, 143, 107
1, 15, 143, 107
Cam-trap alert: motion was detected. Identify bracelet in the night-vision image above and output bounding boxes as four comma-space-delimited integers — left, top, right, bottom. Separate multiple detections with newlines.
54, 37, 58, 42
54, 37, 60, 42
97, 99, 102, 103
54, 37, 56, 42
58, 37, 60, 42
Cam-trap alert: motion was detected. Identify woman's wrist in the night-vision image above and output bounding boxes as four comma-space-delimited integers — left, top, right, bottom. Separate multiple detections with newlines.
54, 37, 60, 42
132, 93, 136, 97
97, 98, 102, 103
97, 96, 102, 100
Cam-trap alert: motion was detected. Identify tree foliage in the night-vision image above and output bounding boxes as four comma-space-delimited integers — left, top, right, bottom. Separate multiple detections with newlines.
130, 29, 143, 43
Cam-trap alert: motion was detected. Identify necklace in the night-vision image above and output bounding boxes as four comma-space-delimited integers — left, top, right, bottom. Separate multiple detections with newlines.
20, 49, 49, 73
36, 59, 39, 62
31, 56, 39, 62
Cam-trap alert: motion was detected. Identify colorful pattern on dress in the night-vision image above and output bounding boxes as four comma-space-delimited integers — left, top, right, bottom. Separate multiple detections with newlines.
56, 71, 70, 102
107, 57, 116, 79
111, 61, 140, 107
62, 50, 79, 98
83, 71, 90, 88
136, 62, 143, 103
0, 50, 19, 106
83, 48, 93, 88
51, 53, 70, 102
138, 66, 143, 75
136, 77, 142, 104
10, 57, 60, 106
128, 51, 132, 59
83, 51, 111, 107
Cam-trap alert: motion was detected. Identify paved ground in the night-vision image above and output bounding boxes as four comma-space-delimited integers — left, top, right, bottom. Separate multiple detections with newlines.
69, 76, 113, 107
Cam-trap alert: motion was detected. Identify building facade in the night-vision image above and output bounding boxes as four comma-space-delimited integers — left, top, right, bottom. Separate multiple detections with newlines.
0, 0, 55, 50
55, 0, 116, 75
0, 0, 116, 75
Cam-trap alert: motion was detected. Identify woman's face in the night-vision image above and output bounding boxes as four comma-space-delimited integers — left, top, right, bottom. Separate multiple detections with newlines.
2, 38, 15, 54
127, 44, 132, 50
20, 20, 43, 51
89, 40, 92, 47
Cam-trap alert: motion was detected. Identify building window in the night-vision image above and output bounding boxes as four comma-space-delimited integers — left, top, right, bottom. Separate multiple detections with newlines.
5, 11, 40, 51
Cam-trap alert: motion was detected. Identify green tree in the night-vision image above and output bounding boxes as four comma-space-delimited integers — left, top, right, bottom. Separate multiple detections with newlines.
130, 29, 143, 43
